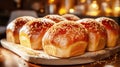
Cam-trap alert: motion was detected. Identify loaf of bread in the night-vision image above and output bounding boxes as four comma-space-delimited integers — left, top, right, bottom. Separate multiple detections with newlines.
19, 18, 55, 49
96, 17, 119, 47
6, 16, 35, 44
42, 21, 88, 58
77, 18, 107, 51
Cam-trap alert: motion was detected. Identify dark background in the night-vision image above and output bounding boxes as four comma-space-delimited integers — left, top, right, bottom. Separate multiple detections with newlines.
0, 0, 119, 26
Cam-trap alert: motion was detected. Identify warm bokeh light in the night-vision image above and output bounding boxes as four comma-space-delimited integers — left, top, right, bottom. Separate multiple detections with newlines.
59, 7, 67, 15
113, 0, 120, 16
86, 0, 100, 16
69, 8, 74, 13
80, 0, 86, 3
105, 8, 112, 16
113, 7, 120, 16
91, 1, 99, 9
48, 0, 55, 4
105, 0, 110, 2
40, 9, 44, 13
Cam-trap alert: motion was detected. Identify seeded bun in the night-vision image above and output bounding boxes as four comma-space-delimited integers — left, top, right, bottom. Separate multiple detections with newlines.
20, 18, 55, 49
96, 17, 119, 47
6, 16, 35, 44
77, 18, 107, 51
42, 21, 88, 58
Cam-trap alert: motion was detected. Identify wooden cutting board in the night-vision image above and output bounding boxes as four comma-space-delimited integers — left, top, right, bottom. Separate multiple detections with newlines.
1, 39, 120, 65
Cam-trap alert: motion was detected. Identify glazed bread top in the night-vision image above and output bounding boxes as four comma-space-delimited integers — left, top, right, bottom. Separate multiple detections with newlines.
96, 17, 119, 34
43, 21, 88, 48
77, 18, 106, 35
20, 18, 55, 41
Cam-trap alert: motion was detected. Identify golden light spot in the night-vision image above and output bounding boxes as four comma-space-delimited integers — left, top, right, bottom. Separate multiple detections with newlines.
69, 8, 74, 13
59, 7, 67, 15
48, 0, 55, 4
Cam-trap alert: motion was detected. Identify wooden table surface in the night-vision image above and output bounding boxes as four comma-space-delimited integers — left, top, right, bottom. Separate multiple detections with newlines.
0, 44, 120, 67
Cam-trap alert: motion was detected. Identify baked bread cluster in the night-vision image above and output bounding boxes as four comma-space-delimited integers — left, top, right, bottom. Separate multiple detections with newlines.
6, 14, 120, 58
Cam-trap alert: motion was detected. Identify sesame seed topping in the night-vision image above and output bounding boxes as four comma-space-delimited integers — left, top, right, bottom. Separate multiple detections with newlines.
44, 15, 67, 23
62, 14, 80, 21
95, 17, 119, 31
45, 21, 88, 47
77, 18, 106, 34
7, 16, 35, 32
20, 18, 55, 38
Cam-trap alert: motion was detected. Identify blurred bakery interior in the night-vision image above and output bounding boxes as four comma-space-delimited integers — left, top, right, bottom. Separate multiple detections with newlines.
0, 0, 120, 39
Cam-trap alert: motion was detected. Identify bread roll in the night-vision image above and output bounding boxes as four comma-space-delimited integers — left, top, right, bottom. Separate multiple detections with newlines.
20, 18, 55, 49
62, 14, 80, 21
6, 16, 35, 44
42, 21, 88, 58
44, 15, 67, 23
77, 18, 107, 51
96, 17, 119, 47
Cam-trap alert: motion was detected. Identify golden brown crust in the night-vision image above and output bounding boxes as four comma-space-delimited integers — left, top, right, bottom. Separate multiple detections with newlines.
77, 18, 107, 51
42, 21, 88, 58
62, 14, 80, 21
6, 16, 35, 44
44, 21, 88, 48
20, 18, 55, 49
44, 15, 67, 23
96, 17, 119, 34
96, 17, 119, 47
